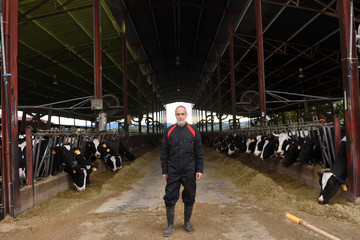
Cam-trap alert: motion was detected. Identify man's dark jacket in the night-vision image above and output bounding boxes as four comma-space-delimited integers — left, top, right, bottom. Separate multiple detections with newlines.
161, 123, 204, 175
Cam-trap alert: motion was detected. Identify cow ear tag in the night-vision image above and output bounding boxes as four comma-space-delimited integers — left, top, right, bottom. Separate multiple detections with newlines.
107, 148, 110, 152
341, 184, 348, 191
73, 169, 76, 174
52, 149, 56, 155
252, 139, 255, 142
298, 145, 301, 150
92, 167, 97, 172
313, 145, 316, 150
75, 149, 81, 155
102, 143, 106, 148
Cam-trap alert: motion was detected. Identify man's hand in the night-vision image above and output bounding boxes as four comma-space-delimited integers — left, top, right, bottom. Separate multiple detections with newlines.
162, 174, 168, 181
196, 172, 203, 180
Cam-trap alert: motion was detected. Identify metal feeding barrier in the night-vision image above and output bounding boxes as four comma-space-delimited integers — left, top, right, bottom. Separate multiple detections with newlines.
203, 116, 343, 168
25, 130, 162, 182
26, 131, 125, 181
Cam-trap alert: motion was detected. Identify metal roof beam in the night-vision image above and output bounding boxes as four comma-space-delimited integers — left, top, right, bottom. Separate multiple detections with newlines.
206, 0, 336, 110
118, 1, 244, 16
148, 0, 169, 89
261, 0, 339, 19
19, 4, 93, 25
121, 1, 164, 105
130, 34, 225, 46
188, 0, 204, 88
139, 54, 216, 65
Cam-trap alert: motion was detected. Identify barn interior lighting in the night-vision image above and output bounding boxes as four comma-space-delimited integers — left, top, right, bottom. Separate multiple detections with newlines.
175, 56, 180, 65
298, 68, 305, 79
52, 75, 58, 85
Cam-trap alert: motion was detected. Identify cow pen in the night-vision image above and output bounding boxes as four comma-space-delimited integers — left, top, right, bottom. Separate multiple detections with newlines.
2, 1, 360, 239
1, 145, 360, 239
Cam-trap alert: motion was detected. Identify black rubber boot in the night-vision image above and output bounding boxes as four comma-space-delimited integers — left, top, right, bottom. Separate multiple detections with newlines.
184, 204, 194, 233
164, 206, 175, 237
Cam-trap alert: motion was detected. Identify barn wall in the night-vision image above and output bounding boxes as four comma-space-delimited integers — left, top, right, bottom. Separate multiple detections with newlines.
20, 173, 73, 213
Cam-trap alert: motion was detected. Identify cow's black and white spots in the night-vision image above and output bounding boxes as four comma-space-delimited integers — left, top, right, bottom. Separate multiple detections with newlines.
318, 136, 347, 204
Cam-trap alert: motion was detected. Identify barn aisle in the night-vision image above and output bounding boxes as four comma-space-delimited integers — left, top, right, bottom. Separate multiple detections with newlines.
0, 146, 359, 240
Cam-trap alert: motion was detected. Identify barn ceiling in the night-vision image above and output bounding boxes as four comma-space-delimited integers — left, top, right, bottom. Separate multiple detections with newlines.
16, 0, 360, 121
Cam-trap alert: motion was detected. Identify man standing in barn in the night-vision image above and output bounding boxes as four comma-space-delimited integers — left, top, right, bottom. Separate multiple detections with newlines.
161, 105, 204, 237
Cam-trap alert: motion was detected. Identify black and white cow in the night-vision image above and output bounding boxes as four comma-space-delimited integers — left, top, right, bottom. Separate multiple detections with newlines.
216, 135, 231, 153
318, 136, 347, 204
18, 138, 49, 186
18, 141, 27, 186
245, 137, 257, 154
254, 135, 267, 157
84, 139, 101, 162
51, 146, 96, 192
298, 136, 322, 165
228, 134, 244, 156
97, 142, 122, 172
237, 136, 248, 154
260, 134, 279, 160
281, 139, 301, 167
274, 132, 291, 158
119, 141, 136, 161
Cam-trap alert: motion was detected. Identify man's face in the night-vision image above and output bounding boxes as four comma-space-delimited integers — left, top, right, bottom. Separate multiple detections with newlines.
175, 107, 187, 125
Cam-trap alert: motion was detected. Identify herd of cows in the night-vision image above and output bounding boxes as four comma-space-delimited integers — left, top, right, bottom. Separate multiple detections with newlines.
210, 131, 348, 204
15, 137, 135, 192
0, 129, 350, 205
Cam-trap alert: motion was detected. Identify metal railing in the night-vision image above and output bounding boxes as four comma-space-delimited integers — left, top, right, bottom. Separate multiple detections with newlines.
201, 117, 344, 168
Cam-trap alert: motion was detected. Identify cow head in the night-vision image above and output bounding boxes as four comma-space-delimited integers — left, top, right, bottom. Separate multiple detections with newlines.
260, 135, 279, 160
245, 138, 256, 154
85, 141, 100, 161
298, 136, 320, 165
93, 139, 101, 158
275, 133, 291, 156
254, 135, 266, 157
282, 140, 300, 167
68, 166, 87, 192
318, 171, 347, 204
106, 155, 122, 172
228, 143, 236, 156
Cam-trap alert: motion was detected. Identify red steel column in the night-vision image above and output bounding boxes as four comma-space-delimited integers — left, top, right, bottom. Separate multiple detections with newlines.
93, 0, 102, 131
255, 0, 266, 128
228, 14, 237, 131
122, 14, 129, 133
93, 0, 102, 99
1, 0, 20, 217
25, 126, 33, 186
338, 0, 360, 201
334, 115, 341, 155
216, 44, 222, 131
